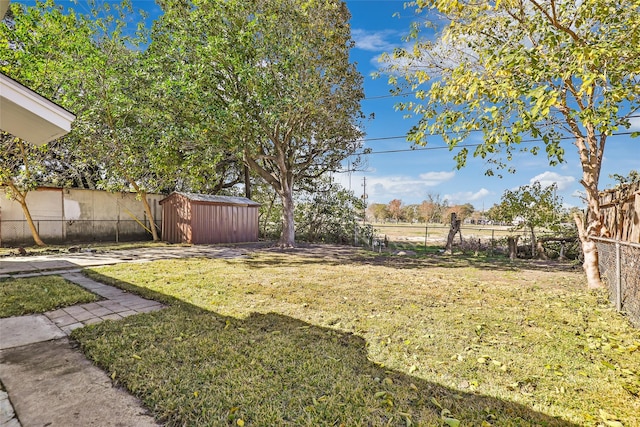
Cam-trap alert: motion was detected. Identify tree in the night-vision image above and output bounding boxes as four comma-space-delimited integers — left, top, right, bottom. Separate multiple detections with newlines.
388, 199, 403, 222
152, 0, 365, 247
2, 1, 169, 241
295, 177, 365, 243
418, 193, 447, 223
492, 182, 562, 258
367, 203, 389, 222
402, 204, 419, 223
69, 3, 171, 241
444, 212, 462, 254
0, 1, 97, 245
384, 0, 640, 288
0, 134, 48, 245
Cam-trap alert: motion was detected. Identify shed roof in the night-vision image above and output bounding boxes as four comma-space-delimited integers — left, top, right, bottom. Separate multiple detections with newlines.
160, 192, 260, 206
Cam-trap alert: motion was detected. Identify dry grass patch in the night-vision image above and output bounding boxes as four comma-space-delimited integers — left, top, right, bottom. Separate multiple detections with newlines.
76, 248, 640, 426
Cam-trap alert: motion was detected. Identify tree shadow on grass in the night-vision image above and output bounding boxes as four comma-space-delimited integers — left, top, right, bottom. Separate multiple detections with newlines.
73, 274, 578, 426
237, 243, 582, 275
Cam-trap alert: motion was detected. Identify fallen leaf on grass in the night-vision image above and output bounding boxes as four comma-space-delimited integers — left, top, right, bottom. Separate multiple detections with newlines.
443, 416, 460, 427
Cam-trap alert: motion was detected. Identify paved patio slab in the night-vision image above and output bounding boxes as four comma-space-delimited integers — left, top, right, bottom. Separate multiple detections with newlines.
0, 315, 65, 350
0, 339, 159, 426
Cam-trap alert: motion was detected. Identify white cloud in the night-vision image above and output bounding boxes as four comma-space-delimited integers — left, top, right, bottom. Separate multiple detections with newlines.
443, 188, 491, 204
571, 189, 586, 201
419, 171, 455, 184
352, 29, 398, 52
335, 171, 457, 204
529, 171, 576, 191
372, 30, 481, 75
628, 117, 640, 131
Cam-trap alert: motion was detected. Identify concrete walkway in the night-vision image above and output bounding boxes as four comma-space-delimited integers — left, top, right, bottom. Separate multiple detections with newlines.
1, 271, 165, 426
0, 245, 251, 277
0, 245, 252, 426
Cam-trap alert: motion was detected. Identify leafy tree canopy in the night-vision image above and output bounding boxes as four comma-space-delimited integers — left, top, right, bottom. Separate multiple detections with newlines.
491, 181, 562, 231
151, 0, 365, 246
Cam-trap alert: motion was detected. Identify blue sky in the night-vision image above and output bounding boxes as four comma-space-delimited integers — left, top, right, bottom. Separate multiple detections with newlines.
18, 0, 639, 210
341, 0, 639, 210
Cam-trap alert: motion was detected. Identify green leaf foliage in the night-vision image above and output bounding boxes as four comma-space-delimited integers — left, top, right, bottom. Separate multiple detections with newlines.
491, 181, 563, 233
385, 0, 639, 172
150, 0, 366, 245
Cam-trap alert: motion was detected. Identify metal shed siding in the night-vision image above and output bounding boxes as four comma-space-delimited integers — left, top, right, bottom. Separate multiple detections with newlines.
160, 193, 259, 244
161, 193, 193, 244
190, 202, 259, 244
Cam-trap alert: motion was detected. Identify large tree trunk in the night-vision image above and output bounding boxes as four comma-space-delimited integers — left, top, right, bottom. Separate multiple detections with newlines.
243, 147, 297, 247
444, 212, 461, 254
574, 212, 605, 289
140, 191, 160, 241
128, 179, 160, 241
6, 182, 45, 246
279, 187, 295, 247
571, 128, 609, 289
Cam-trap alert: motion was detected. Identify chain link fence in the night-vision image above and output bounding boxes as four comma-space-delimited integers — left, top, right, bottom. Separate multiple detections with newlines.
594, 237, 640, 327
0, 219, 160, 246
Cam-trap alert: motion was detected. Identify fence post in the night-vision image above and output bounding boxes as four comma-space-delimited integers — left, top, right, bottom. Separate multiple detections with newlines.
424, 224, 428, 248
615, 240, 622, 312
354, 222, 357, 247
491, 229, 495, 255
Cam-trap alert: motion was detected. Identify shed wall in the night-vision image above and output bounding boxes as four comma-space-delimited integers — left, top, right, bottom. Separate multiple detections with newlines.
161, 194, 192, 244
190, 203, 258, 244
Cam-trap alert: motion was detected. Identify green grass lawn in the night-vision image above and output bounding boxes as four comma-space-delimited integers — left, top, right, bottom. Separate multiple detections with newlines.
70, 248, 640, 426
0, 276, 99, 317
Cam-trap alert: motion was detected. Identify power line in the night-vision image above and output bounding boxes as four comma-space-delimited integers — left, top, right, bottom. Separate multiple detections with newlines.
353, 130, 638, 156
359, 115, 640, 143
364, 91, 416, 100
363, 135, 411, 142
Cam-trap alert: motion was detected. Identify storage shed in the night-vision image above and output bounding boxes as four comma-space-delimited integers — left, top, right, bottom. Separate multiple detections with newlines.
160, 192, 260, 244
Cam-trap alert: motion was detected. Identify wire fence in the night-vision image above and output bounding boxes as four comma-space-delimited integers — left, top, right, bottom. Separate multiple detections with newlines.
593, 237, 640, 327
361, 223, 543, 256
371, 223, 528, 241
0, 219, 161, 246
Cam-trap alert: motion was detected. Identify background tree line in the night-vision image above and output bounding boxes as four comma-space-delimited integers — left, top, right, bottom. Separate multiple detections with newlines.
367, 194, 475, 225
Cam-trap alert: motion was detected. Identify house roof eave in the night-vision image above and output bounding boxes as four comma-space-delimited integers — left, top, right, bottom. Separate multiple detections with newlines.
0, 73, 76, 146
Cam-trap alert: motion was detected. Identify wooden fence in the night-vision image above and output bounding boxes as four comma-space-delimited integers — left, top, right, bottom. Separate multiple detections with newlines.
599, 181, 640, 243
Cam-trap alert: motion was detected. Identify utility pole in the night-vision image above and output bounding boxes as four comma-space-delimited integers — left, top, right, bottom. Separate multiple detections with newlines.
362, 177, 367, 223
362, 176, 366, 199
